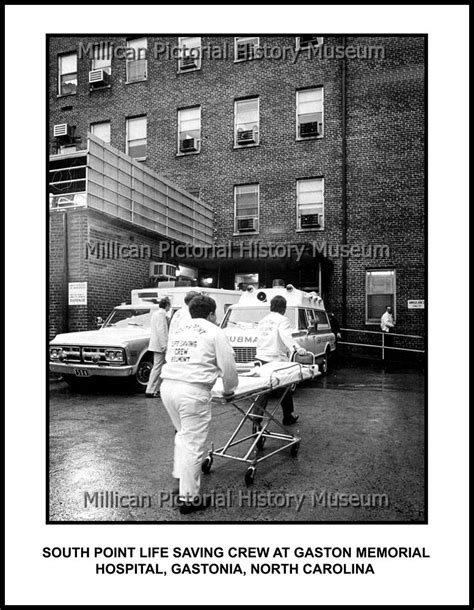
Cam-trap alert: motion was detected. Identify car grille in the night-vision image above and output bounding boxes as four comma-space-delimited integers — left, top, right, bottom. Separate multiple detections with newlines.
60, 346, 81, 362
233, 346, 257, 363
52, 346, 125, 365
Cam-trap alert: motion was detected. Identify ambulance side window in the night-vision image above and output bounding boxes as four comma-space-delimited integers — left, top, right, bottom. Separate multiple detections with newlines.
298, 308, 308, 330
314, 311, 330, 330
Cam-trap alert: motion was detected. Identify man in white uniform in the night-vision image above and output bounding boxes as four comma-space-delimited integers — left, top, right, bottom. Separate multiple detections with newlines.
256, 295, 307, 425
168, 290, 199, 335
145, 297, 171, 397
380, 305, 395, 357
160, 295, 238, 514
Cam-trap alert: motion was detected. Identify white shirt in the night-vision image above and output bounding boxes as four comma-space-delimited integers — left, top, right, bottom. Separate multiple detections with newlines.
168, 307, 191, 335
162, 318, 238, 393
380, 311, 395, 332
148, 308, 169, 353
256, 312, 299, 362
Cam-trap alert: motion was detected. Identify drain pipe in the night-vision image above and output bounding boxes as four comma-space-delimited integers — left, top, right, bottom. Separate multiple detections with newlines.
341, 36, 348, 328
62, 212, 69, 332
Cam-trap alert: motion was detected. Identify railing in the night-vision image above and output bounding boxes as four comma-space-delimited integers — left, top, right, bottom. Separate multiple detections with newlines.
338, 328, 425, 360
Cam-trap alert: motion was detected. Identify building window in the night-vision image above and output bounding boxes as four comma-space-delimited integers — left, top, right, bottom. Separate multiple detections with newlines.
296, 87, 324, 139
58, 53, 77, 96
178, 36, 201, 72
91, 43, 112, 73
295, 36, 323, 50
297, 178, 324, 230
126, 38, 147, 83
234, 98, 259, 147
366, 270, 396, 324
90, 121, 111, 143
126, 116, 147, 159
234, 37, 259, 62
178, 106, 201, 154
234, 184, 259, 233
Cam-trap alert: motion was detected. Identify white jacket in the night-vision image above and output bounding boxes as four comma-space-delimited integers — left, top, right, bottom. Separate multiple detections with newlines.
161, 318, 238, 393
380, 312, 395, 332
148, 308, 169, 353
168, 307, 191, 335
256, 312, 299, 362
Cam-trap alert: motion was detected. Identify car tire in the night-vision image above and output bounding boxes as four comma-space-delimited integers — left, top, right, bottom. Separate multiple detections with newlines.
131, 356, 153, 392
319, 348, 331, 376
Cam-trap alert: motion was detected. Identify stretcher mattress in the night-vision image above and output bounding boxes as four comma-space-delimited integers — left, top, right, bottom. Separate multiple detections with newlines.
211, 361, 320, 400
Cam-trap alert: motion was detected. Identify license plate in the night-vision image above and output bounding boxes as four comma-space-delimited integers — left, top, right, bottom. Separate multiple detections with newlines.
74, 368, 90, 377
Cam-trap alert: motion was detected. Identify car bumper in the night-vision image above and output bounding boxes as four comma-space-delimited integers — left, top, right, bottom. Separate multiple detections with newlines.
49, 362, 135, 377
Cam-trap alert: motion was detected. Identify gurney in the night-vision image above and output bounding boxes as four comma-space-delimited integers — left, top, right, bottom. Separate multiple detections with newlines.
203, 356, 320, 486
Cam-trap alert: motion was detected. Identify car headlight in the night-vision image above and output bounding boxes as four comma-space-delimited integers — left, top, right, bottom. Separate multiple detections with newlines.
104, 349, 124, 362
50, 347, 63, 360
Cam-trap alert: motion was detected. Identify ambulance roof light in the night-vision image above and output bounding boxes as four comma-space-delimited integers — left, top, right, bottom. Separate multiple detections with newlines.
286, 284, 294, 292
246, 286, 255, 293
257, 291, 267, 302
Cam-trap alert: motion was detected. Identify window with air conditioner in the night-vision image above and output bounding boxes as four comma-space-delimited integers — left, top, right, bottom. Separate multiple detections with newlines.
90, 121, 111, 144
58, 52, 77, 96
296, 36, 323, 50
234, 184, 259, 233
234, 37, 259, 62
297, 87, 323, 139
178, 106, 201, 154
235, 98, 259, 147
178, 36, 201, 72
297, 178, 324, 230
126, 38, 147, 83
366, 270, 396, 324
126, 116, 147, 160
89, 43, 112, 87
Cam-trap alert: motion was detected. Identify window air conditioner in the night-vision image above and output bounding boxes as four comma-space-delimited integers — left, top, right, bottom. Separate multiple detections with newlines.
89, 69, 111, 87
149, 262, 177, 279
181, 56, 197, 70
53, 123, 74, 140
236, 217, 257, 232
237, 129, 257, 145
298, 36, 323, 48
299, 122, 319, 137
180, 138, 198, 152
300, 213, 322, 229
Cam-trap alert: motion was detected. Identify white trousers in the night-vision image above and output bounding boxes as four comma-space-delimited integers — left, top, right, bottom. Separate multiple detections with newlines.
160, 379, 212, 501
146, 351, 166, 394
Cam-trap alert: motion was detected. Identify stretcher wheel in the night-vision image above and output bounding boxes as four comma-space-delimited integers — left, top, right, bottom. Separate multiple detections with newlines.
245, 467, 256, 487
290, 442, 300, 457
201, 456, 213, 474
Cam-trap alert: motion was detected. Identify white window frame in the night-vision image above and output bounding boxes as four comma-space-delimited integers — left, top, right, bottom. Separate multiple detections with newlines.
234, 183, 260, 234
296, 87, 324, 140
365, 270, 397, 324
178, 36, 202, 73
58, 52, 77, 96
177, 106, 201, 155
234, 97, 260, 148
295, 36, 324, 50
126, 116, 147, 160
234, 36, 260, 62
91, 43, 112, 74
126, 37, 147, 83
90, 121, 111, 144
296, 177, 324, 231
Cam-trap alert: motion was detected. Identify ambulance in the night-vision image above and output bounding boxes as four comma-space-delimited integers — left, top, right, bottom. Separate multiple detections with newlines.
49, 287, 240, 391
221, 284, 336, 373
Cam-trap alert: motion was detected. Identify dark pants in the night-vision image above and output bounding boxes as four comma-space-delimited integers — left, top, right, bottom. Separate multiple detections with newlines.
253, 359, 295, 419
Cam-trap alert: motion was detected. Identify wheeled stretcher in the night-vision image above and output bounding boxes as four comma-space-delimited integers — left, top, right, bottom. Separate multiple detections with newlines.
203, 357, 320, 486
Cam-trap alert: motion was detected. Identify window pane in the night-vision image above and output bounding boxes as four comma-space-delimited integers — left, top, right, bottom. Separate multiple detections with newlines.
91, 122, 111, 143
236, 99, 258, 123
368, 294, 394, 320
127, 117, 146, 139
92, 44, 112, 70
367, 271, 395, 294
59, 53, 77, 75
235, 185, 258, 217
127, 59, 147, 81
128, 140, 147, 158
127, 38, 147, 57
180, 36, 200, 54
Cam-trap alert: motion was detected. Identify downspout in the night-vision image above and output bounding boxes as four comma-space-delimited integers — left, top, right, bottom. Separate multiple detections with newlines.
341, 36, 348, 328
62, 212, 69, 332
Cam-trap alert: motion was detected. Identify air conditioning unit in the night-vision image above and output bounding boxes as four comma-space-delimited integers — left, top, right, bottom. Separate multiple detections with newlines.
236, 217, 257, 232
300, 213, 322, 229
89, 69, 111, 87
149, 262, 177, 279
180, 138, 198, 152
298, 36, 323, 48
299, 122, 320, 138
180, 56, 197, 70
237, 129, 257, 145
53, 123, 74, 140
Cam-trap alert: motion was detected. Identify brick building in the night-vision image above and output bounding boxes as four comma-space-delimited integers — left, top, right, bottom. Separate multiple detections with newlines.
49, 35, 425, 340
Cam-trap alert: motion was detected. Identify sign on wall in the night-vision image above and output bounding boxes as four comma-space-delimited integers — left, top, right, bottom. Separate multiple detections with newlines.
407, 299, 424, 309
68, 282, 87, 305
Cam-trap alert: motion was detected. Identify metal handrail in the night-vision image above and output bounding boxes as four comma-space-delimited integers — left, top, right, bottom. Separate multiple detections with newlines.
338, 328, 425, 360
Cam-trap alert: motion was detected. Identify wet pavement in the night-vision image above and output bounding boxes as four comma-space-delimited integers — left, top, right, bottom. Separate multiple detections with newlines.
49, 362, 425, 522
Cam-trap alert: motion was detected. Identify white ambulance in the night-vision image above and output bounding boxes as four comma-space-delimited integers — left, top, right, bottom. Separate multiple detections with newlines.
221, 284, 336, 373
50, 287, 240, 391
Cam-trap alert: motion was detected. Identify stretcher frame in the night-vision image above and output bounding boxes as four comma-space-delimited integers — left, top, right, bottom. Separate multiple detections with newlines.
204, 358, 317, 486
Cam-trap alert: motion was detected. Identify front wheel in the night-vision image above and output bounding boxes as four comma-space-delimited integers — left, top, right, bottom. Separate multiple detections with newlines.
130, 356, 153, 392
318, 349, 330, 375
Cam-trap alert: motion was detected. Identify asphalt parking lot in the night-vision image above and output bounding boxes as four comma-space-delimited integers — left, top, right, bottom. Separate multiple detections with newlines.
49, 361, 425, 523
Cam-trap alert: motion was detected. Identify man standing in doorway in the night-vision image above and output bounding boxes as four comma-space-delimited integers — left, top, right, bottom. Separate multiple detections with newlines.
145, 296, 171, 398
